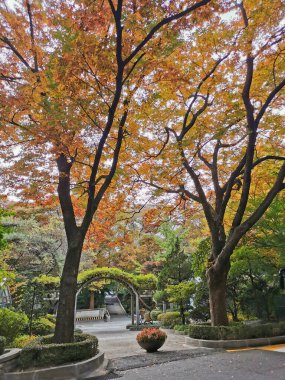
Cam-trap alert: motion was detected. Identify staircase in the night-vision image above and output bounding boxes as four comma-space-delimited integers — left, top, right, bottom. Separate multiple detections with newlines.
105, 294, 126, 315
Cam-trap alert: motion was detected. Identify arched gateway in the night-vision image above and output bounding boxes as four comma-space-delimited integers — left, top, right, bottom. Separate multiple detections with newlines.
36, 268, 157, 328
76, 268, 157, 328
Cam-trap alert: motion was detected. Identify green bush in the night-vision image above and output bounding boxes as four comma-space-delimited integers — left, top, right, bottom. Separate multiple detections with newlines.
11, 335, 37, 348
0, 336, 6, 355
174, 324, 188, 332
0, 308, 28, 344
188, 322, 285, 340
150, 309, 162, 321
45, 314, 56, 324
20, 333, 98, 369
31, 317, 55, 335
158, 312, 190, 328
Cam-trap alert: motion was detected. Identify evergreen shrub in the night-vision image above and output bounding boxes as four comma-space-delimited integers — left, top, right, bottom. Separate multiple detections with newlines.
188, 321, 285, 340
0, 308, 28, 343
31, 317, 55, 335
20, 333, 98, 369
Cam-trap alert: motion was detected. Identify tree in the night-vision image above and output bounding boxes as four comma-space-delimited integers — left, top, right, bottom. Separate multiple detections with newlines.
157, 224, 193, 324
0, 0, 211, 342
134, 1, 285, 325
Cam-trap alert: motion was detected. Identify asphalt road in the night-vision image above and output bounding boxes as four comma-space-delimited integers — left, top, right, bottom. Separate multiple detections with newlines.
77, 317, 285, 380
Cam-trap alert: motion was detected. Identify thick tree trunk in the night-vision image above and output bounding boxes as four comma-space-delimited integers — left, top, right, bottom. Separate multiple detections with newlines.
207, 262, 230, 326
54, 235, 83, 343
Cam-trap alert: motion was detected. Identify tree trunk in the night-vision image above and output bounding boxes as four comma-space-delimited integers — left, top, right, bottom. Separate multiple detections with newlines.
54, 235, 83, 343
207, 262, 230, 326
180, 303, 185, 325
89, 290, 95, 309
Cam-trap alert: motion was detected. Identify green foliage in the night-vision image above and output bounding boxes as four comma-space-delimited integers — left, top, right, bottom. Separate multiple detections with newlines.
153, 290, 168, 304
78, 267, 157, 291
150, 309, 163, 321
31, 317, 55, 335
0, 308, 28, 344
157, 311, 190, 328
0, 336, 6, 355
173, 324, 188, 332
166, 282, 194, 305
11, 335, 37, 348
157, 234, 192, 289
189, 280, 210, 322
20, 333, 98, 369
188, 322, 285, 340
227, 245, 280, 321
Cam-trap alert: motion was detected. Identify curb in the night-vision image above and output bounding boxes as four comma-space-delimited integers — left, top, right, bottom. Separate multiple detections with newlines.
4, 351, 104, 380
185, 334, 285, 349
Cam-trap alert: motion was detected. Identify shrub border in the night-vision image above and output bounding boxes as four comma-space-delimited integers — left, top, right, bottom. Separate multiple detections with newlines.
19, 333, 98, 369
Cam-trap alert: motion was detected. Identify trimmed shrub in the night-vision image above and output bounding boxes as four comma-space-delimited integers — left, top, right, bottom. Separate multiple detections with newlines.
188, 322, 285, 340
126, 323, 159, 331
0, 336, 6, 355
0, 308, 28, 344
158, 311, 190, 328
31, 317, 55, 335
150, 309, 163, 321
11, 335, 37, 348
20, 333, 98, 369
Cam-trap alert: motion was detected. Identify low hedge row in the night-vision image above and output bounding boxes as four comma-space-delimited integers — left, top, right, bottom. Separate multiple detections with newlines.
20, 333, 98, 369
188, 321, 285, 340
126, 323, 159, 331
0, 336, 6, 355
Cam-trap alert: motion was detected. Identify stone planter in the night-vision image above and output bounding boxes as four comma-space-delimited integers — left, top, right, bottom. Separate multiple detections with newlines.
137, 339, 165, 353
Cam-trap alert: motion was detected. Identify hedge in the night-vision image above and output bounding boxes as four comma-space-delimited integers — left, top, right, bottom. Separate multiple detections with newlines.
20, 333, 98, 369
0, 336, 6, 355
188, 321, 285, 340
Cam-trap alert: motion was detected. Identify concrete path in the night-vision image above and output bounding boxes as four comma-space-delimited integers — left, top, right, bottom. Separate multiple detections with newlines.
77, 317, 285, 380
76, 316, 209, 359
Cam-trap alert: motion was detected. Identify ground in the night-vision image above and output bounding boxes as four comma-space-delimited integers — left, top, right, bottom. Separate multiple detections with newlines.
77, 316, 285, 380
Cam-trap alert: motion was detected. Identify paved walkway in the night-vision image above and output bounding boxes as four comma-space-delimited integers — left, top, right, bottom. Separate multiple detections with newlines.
77, 317, 285, 380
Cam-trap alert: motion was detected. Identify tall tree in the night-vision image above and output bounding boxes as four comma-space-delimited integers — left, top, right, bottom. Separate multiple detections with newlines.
0, 0, 211, 342
134, 0, 285, 325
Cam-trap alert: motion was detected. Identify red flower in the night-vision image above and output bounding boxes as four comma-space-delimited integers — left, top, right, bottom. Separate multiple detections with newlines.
136, 328, 167, 343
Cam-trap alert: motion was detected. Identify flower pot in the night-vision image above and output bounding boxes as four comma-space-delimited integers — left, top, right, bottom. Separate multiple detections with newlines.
137, 339, 165, 352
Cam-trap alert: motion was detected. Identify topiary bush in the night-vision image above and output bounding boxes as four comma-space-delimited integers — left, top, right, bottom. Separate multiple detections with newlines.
188, 321, 285, 340
31, 317, 55, 335
150, 309, 162, 321
158, 311, 190, 328
0, 336, 6, 355
0, 308, 28, 344
20, 333, 98, 369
